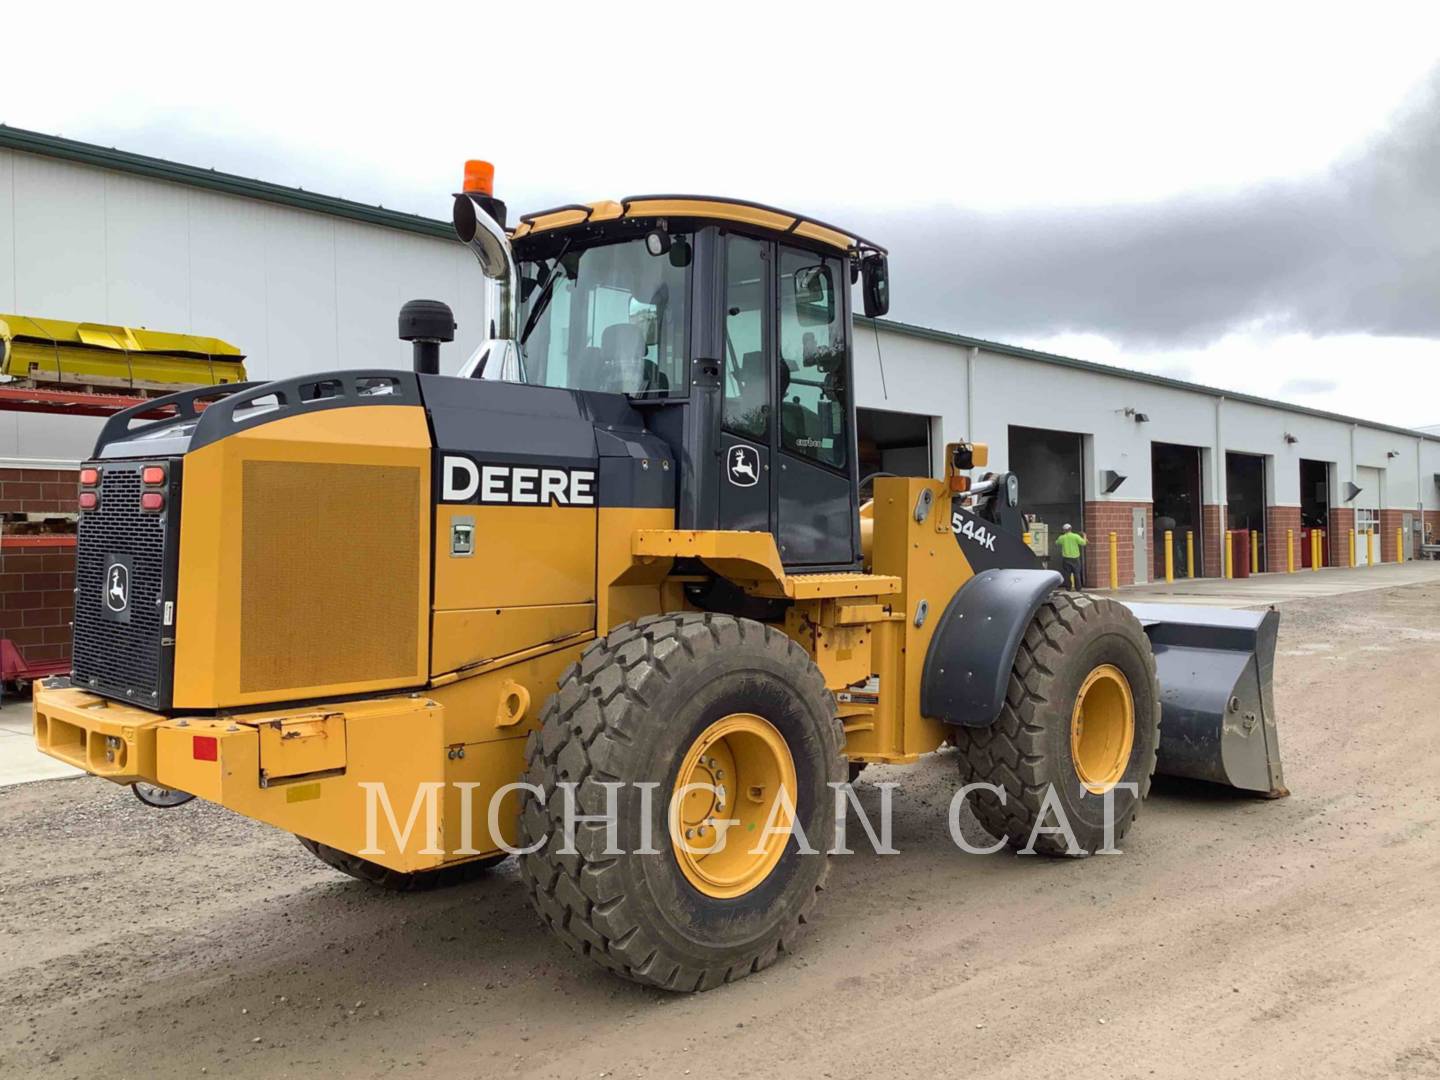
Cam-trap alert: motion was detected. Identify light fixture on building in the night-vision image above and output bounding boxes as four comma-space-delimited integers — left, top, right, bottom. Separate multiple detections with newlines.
1343, 481, 1362, 502
1102, 469, 1128, 494
1283, 433, 1299, 445
1121, 407, 1150, 423
1386, 450, 1400, 459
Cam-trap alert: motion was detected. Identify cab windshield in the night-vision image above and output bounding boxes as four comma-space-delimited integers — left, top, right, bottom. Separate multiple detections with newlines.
515, 235, 689, 397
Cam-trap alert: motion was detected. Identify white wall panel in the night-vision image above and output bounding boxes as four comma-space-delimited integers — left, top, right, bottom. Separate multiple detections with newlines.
3, 413, 105, 464
259, 208, 340, 379
11, 155, 108, 318
185, 186, 270, 364
102, 172, 191, 329
0, 151, 15, 309
855, 328, 966, 472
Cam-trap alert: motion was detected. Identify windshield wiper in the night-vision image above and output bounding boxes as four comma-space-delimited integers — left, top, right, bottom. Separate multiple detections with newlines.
519, 239, 573, 346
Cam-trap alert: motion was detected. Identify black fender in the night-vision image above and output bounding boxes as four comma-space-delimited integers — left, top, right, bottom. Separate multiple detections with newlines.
920, 568, 1063, 728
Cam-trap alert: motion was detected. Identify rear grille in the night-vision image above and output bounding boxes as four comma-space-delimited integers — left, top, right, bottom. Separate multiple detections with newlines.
71, 460, 182, 708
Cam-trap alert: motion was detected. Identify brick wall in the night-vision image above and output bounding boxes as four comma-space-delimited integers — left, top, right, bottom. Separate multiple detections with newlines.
1266, 506, 1303, 573
1081, 501, 1152, 588
1328, 508, 1356, 567
1379, 509, 1407, 563
2, 467, 79, 515
1202, 505, 1222, 579
2, 466, 78, 671
0, 539, 76, 667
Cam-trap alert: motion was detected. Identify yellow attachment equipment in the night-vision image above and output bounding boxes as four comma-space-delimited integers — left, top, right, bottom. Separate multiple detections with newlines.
0, 313, 245, 395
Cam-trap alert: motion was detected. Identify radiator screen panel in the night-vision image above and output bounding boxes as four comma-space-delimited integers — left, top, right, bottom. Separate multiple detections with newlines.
240, 461, 421, 693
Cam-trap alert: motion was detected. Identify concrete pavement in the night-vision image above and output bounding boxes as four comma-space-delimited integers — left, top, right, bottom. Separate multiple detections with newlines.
0, 695, 81, 787
1116, 557, 1440, 607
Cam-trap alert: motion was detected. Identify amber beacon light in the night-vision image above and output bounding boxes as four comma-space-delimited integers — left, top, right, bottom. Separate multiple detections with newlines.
463, 160, 495, 196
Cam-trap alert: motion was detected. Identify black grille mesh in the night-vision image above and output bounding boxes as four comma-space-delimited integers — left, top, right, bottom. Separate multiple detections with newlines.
71, 463, 173, 705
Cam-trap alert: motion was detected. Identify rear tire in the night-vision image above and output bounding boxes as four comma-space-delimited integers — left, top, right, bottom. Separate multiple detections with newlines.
297, 837, 507, 892
517, 613, 844, 991
950, 593, 1160, 856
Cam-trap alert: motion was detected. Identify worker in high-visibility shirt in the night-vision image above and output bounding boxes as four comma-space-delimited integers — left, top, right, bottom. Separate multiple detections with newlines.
1056, 523, 1088, 590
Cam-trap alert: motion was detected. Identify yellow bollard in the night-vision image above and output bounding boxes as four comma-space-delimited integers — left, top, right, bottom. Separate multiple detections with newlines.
1225, 530, 1234, 579
1368, 529, 1377, 567
1252, 531, 1261, 574
1164, 529, 1174, 583
1186, 531, 1195, 579
1398, 527, 1405, 564
1311, 529, 1320, 572
1349, 529, 1356, 568
1109, 532, 1119, 590
1287, 529, 1294, 573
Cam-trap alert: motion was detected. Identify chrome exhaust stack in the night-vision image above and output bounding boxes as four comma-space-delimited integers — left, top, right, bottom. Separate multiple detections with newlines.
453, 163, 522, 381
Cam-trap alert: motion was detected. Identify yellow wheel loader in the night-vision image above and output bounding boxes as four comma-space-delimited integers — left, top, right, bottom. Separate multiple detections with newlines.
33, 164, 1285, 992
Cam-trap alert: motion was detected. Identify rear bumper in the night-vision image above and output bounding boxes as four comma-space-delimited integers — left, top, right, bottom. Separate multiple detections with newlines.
32, 682, 169, 783
30, 679, 485, 873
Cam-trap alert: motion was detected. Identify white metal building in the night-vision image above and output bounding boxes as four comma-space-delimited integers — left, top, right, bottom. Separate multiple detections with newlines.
3, 125, 1437, 585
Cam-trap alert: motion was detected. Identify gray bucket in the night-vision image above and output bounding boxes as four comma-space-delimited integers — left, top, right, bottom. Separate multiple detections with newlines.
1122, 603, 1288, 797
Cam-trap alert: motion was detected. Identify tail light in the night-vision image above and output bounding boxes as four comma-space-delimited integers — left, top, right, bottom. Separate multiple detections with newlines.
79, 491, 99, 510
140, 492, 166, 512
142, 465, 167, 486
79, 467, 99, 487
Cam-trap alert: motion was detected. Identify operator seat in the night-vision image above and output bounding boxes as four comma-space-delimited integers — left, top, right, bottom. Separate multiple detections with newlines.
734, 351, 769, 431
600, 322, 668, 393
779, 359, 816, 448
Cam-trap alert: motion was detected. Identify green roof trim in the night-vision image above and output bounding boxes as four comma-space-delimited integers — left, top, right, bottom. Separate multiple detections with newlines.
859, 316, 1440, 443
0, 124, 452, 240
1, 124, 1434, 442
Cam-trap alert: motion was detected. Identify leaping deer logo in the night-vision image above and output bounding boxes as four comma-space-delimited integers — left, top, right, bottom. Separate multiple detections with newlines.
728, 446, 759, 487
106, 564, 128, 612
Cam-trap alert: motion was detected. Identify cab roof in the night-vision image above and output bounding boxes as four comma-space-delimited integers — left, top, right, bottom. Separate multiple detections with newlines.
511, 195, 886, 256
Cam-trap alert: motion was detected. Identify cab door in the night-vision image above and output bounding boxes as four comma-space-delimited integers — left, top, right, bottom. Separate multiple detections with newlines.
718, 234, 772, 535
773, 244, 857, 567
715, 234, 858, 568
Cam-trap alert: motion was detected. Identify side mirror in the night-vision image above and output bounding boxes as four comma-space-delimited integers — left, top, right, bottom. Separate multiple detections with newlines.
861, 254, 890, 318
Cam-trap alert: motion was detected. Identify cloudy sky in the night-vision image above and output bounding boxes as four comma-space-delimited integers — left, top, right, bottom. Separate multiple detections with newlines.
7, 3, 1440, 427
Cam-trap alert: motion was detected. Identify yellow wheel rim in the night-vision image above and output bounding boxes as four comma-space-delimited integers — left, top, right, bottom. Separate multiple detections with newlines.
1070, 664, 1135, 793
671, 713, 797, 899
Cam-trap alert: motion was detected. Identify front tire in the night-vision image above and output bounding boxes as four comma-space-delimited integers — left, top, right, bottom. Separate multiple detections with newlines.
950, 593, 1160, 855
517, 613, 844, 991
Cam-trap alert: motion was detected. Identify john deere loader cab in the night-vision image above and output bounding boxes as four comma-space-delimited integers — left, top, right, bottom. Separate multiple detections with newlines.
33, 160, 1286, 995
474, 195, 884, 571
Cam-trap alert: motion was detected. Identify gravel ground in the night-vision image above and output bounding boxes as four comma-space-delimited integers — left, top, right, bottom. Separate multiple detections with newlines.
2, 583, 1439, 1079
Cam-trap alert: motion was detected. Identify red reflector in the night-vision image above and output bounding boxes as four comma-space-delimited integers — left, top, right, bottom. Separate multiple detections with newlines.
140, 492, 165, 511
78, 491, 99, 510
193, 735, 218, 762
142, 465, 166, 485
79, 467, 99, 487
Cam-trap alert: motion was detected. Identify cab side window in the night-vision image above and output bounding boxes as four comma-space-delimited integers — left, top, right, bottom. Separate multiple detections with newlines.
777, 246, 847, 469
722, 235, 769, 442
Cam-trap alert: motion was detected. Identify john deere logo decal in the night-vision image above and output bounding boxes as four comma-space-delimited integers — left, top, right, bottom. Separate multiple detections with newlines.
106, 563, 129, 612
728, 445, 760, 487
102, 555, 132, 623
